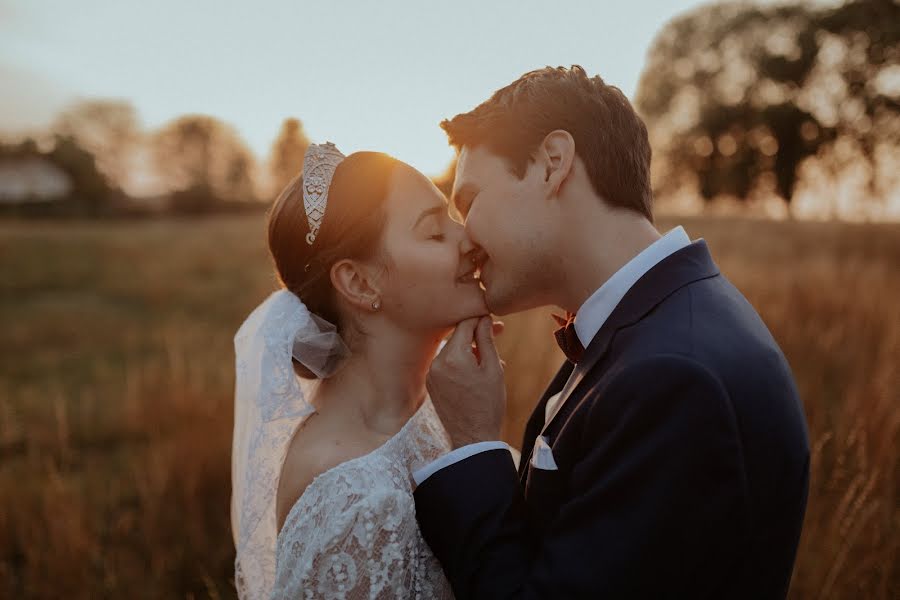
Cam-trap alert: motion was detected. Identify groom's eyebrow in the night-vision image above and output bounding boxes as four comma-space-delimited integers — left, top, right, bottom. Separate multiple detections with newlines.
412, 205, 444, 229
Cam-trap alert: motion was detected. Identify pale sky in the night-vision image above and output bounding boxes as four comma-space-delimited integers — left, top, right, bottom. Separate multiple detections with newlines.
1, 0, 758, 176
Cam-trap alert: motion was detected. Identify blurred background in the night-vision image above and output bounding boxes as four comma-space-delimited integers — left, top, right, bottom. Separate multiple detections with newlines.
0, 0, 897, 598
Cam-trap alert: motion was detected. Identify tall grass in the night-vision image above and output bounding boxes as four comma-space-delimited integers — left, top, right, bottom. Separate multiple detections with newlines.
0, 214, 896, 598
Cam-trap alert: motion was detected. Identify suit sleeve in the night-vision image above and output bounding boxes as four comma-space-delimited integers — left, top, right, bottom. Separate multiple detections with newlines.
413, 354, 750, 599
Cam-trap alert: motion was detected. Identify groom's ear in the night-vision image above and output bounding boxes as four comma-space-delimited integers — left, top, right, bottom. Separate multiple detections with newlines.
330, 259, 382, 313
537, 130, 576, 197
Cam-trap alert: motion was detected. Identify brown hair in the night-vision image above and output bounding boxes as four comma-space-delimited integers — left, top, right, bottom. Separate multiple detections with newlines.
267, 151, 399, 375
441, 65, 653, 221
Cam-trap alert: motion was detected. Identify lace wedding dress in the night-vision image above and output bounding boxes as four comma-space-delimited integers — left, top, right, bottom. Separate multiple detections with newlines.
232, 290, 454, 600
269, 398, 454, 599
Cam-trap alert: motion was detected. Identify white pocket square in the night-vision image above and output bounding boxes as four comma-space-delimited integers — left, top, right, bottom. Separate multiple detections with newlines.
529, 435, 559, 471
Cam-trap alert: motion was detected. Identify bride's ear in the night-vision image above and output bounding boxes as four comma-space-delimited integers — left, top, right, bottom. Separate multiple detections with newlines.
330, 259, 382, 313
537, 130, 575, 198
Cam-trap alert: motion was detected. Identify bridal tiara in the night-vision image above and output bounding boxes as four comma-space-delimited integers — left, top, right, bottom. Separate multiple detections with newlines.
302, 142, 345, 245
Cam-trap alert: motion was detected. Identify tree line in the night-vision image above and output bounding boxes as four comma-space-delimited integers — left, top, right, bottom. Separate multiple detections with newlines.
636, 0, 898, 216
0, 103, 311, 217
2, 0, 896, 219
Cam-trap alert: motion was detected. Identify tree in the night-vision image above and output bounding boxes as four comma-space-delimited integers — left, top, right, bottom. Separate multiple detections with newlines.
267, 118, 309, 199
636, 0, 899, 212
49, 135, 115, 215
53, 99, 141, 192
151, 115, 258, 205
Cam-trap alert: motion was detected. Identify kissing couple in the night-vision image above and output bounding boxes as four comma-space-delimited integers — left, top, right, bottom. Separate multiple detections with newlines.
231, 65, 810, 600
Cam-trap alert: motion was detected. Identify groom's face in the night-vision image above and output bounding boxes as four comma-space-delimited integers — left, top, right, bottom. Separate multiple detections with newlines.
452, 145, 560, 316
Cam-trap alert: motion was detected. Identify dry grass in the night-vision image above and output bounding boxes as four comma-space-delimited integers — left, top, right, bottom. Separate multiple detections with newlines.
0, 214, 896, 599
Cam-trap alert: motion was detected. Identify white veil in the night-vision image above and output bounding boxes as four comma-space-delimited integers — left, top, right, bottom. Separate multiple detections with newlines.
231, 289, 350, 599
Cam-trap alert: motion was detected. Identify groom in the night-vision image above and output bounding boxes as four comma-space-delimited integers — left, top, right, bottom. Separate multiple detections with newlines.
413, 66, 810, 599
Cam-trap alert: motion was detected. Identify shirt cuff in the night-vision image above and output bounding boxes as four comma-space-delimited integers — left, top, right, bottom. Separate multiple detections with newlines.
412, 441, 510, 486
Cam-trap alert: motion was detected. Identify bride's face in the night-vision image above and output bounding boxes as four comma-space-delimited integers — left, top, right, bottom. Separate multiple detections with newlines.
375, 163, 488, 331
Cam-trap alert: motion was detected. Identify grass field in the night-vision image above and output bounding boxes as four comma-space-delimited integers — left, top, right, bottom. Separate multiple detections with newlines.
1, 213, 897, 599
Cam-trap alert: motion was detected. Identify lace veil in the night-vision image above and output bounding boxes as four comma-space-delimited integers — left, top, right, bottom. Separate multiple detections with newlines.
231, 289, 350, 599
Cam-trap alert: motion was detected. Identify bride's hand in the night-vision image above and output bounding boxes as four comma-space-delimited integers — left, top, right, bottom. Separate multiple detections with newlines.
427, 317, 506, 449
473, 320, 504, 362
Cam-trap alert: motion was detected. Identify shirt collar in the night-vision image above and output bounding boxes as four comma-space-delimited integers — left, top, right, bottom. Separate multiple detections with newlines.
573, 226, 692, 348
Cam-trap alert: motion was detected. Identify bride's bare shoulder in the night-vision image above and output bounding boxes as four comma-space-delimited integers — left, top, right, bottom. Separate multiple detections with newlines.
275, 412, 374, 532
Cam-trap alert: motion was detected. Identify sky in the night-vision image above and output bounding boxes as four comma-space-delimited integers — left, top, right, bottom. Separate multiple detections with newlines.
1, 0, 782, 176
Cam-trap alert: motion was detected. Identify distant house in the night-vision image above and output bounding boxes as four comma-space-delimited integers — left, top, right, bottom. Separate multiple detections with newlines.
0, 156, 71, 203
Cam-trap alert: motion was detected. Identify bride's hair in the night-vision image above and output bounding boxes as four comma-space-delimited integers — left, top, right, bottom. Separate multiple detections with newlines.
267, 151, 400, 378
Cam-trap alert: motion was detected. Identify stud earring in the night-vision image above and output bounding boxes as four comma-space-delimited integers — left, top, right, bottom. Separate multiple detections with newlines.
371, 299, 381, 311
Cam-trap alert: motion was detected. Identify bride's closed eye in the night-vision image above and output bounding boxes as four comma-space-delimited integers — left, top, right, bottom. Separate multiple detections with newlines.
422, 210, 449, 242
413, 204, 447, 240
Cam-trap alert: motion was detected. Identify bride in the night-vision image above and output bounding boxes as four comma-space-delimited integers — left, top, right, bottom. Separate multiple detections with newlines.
231, 142, 489, 599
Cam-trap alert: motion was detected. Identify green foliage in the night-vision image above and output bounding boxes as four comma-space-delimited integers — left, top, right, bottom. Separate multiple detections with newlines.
53, 99, 141, 190
636, 0, 900, 206
152, 115, 258, 204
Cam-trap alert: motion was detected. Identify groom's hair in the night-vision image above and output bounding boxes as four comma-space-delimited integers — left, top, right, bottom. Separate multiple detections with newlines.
441, 65, 653, 221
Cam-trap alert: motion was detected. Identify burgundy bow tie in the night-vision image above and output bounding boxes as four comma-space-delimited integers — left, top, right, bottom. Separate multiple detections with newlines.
553, 311, 584, 364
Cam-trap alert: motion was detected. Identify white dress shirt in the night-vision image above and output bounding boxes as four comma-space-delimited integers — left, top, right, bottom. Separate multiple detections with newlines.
412, 226, 693, 486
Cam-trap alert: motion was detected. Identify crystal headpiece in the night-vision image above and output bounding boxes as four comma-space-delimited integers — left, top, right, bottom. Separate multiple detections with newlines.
302, 142, 345, 245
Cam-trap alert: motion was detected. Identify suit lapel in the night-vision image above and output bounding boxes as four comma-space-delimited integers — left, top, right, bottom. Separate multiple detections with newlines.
538, 240, 721, 445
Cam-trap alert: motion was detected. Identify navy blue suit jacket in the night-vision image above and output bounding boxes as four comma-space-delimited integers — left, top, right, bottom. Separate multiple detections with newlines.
414, 240, 810, 599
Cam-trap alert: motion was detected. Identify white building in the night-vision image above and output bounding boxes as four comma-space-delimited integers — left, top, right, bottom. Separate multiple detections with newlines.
0, 157, 71, 203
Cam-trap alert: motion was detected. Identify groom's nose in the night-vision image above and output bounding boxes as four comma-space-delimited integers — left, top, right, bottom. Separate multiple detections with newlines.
458, 230, 480, 258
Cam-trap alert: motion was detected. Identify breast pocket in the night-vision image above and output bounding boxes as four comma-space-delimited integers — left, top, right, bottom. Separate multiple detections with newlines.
525, 451, 568, 535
